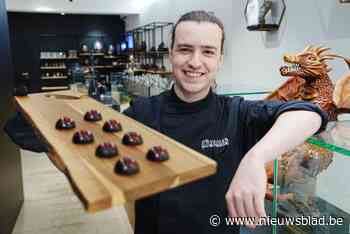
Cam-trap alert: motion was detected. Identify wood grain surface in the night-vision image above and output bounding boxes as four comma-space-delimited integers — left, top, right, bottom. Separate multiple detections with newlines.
15, 91, 217, 213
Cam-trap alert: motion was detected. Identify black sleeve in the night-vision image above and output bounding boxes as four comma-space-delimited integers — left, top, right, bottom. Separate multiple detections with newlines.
123, 103, 136, 119
3, 111, 48, 153
239, 99, 328, 152
122, 96, 162, 132
123, 97, 149, 123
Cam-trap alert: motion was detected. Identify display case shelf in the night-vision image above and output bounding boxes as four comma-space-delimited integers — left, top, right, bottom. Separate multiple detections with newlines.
306, 121, 350, 156
274, 119, 350, 234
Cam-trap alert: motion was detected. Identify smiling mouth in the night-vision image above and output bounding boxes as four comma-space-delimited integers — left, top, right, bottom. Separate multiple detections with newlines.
280, 63, 301, 76
184, 70, 205, 78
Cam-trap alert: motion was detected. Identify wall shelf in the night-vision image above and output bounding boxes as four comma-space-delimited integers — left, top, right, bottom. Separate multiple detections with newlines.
40, 57, 79, 60
134, 69, 172, 76
40, 57, 67, 60
103, 55, 129, 59
40, 66, 66, 70
127, 21, 173, 73
79, 52, 105, 56
41, 76, 68, 80
41, 86, 69, 91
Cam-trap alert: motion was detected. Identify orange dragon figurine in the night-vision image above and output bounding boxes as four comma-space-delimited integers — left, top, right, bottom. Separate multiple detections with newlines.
264, 45, 350, 203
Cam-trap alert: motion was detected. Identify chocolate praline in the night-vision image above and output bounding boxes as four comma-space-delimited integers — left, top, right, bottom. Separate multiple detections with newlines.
114, 156, 140, 175
95, 142, 118, 158
84, 110, 102, 122
55, 117, 76, 130
146, 146, 170, 162
122, 132, 143, 146
103, 120, 122, 133
72, 130, 94, 144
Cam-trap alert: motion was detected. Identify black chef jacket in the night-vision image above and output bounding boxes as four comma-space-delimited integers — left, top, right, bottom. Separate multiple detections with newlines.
126, 88, 328, 234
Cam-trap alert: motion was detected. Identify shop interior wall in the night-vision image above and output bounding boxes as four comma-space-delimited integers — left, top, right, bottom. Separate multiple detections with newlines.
0, 0, 24, 234
125, 0, 350, 95
8, 12, 125, 93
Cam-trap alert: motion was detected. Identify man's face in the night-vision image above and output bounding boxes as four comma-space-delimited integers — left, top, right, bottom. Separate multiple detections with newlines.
170, 21, 223, 100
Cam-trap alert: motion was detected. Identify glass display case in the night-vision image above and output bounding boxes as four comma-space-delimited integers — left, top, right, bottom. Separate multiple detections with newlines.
273, 119, 350, 234
222, 92, 350, 234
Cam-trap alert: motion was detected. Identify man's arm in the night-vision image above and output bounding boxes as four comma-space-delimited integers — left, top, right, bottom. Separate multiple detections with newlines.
225, 110, 322, 227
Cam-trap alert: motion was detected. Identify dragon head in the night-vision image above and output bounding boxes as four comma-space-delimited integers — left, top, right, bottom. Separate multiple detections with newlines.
280, 46, 335, 80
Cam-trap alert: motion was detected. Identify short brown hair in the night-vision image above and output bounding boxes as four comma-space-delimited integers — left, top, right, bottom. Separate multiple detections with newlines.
170, 10, 225, 54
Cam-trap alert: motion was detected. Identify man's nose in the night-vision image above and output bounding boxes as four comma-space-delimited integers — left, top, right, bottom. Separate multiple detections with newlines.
188, 51, 202, 68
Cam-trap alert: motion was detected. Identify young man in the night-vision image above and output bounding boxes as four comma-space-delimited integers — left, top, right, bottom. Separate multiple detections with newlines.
124, 10, 327, 234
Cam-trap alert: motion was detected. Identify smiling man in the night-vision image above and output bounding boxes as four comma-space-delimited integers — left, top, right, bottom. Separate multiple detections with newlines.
170, 20, 223, 102
124, 10, 328, 234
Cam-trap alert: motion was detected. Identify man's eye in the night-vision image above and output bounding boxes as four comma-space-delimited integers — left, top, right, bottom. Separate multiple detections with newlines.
178, 48, 191, 53
204, 50, 215, 56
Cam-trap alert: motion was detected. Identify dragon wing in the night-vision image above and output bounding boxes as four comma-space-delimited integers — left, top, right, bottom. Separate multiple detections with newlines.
334, 73, 350, 109
321, 54, 350, 110
265, 76, 305, 101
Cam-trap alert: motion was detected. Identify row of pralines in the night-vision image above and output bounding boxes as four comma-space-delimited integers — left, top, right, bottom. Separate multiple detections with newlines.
55, 111, 170, 176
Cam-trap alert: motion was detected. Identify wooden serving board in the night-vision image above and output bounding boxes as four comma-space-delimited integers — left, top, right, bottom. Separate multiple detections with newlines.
15, 91, 217, 212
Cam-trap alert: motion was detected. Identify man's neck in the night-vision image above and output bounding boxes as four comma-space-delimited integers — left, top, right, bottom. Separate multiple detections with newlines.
174, 85, 210, 103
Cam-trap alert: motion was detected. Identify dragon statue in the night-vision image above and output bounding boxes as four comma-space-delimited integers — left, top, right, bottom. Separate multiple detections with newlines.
266, 45, 350, 120
264, 46, 350, 217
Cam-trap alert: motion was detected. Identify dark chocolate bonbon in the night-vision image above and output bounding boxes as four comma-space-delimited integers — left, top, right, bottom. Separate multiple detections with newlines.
72, 130, 94, 144
103, 120, 122, 133
122, 132, 143, 146
95, 142, 118, 158
55, 117, 76, 130
84, 110, 102, 122
114, 156, 140, 175
146, 146, 170, 162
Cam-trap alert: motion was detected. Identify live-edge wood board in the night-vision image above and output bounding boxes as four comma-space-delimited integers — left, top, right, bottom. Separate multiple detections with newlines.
15, 91, 217, 212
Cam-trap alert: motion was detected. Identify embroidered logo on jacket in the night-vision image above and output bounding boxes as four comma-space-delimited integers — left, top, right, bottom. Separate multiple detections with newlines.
201, 138, 230, 149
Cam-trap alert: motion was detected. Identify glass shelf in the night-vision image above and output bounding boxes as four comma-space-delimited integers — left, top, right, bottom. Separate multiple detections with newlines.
274, 120, 350, 234
307, 121, 350, 157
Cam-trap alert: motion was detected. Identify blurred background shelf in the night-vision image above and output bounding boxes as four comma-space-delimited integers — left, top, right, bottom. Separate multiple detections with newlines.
79, 52, 105, 56
40, 66, 66, 70
41, 86, 69, 91
41, 76, 68, 80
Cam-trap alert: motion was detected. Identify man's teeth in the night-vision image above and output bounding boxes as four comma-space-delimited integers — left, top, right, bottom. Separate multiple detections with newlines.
185, 71, 203, 77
